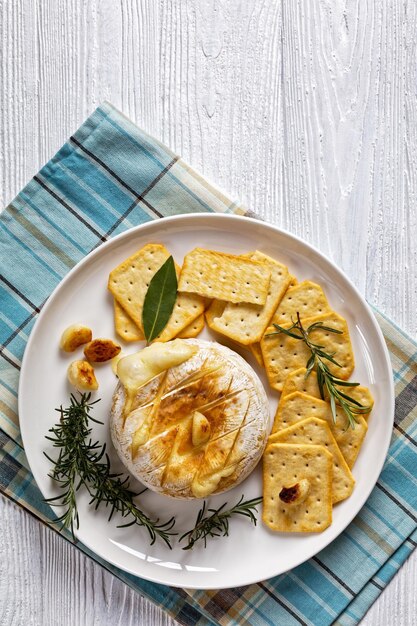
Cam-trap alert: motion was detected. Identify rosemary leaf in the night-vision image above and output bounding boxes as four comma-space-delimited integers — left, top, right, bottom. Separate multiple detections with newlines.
267, 312, 372, 429
44, 393, 177, 548
179, 495, 263, 550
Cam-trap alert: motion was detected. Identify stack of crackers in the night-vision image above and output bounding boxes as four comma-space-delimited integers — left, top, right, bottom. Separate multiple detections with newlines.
108, 244, 374, 533
108, 244, 207, 342
108, 245, 281, 344
195, 254, 373, 532
262, 367, 373, 532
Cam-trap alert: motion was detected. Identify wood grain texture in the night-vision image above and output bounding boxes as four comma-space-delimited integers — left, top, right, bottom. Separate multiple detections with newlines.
0, 496, 176, 626
1, 0, 416, 624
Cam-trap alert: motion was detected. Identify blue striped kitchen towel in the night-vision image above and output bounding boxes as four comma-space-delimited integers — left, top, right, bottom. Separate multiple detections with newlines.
1, 102, 416, 626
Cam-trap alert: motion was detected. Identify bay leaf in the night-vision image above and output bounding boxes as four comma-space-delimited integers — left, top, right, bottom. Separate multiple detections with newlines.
142, 255, 178, 342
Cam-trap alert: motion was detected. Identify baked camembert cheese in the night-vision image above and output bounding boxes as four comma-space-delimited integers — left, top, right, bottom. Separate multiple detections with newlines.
110, 339, 270, 499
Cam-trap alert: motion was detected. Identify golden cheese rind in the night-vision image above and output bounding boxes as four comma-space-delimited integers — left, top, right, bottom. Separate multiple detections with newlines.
281, 367, 374, 417
108, 244, 204, 342
206, 251, 290, 345
268, 418, 355, 503
177, 314, 205, 339
263, 443, 333, 532
260, 312, 355, 391
273, 392, 367, 469
178, 248, 271, 305
114, 300, 144, 342
271, 280, 331, 326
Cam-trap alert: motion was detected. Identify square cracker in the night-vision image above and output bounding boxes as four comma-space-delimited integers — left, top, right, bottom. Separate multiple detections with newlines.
108, 243, 204, 342
205, 299, 226, 328
260, 312, 355, 391
268, 418, 354, 503
156, 290, 204, 342
263, 443, 332, 532
108, 243, 169, 330
205, 251, 290, 344
271, 280, 331, 326
249, 342, 264, 367
281, 367, 374, 417
114, 299, 144, 342
177, 314, 205, 338
273, 391, 368, 469
178, 248, 271, 305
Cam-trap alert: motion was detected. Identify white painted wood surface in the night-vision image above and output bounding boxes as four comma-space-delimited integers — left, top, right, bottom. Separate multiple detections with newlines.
1, 0, 416, 624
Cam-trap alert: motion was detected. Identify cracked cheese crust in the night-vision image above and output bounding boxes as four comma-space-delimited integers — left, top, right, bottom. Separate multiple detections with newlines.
110, 339, 271, 499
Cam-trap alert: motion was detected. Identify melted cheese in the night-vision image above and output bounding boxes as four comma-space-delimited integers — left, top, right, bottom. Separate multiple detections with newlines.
111, 340, 270, 499
117, 339, 198, 393
191, 465, 236, 498
111, 352, 124, 376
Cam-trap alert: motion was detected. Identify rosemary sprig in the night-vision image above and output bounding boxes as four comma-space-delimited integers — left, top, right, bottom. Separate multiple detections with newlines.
179, 495, 263, 550
267, 312, 371, 429
44, 393, 176, 547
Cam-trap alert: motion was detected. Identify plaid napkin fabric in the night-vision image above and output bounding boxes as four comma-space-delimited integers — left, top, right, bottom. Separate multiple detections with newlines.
1, 102, 417, 626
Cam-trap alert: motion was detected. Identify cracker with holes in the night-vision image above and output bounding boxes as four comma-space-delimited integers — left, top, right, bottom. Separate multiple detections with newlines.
281, 367, 374, 416
273, 392, 368, 468
114, 300, 144, 342
205, 299, 225, 327
263, 443, 333, 532
206, 251, 290, 344
271, 280, 331, 326
177, 314, 205, 339
108, 243, 204, 342
156, 290, 205, 342
260, 312, 355, 391
268, 418, 354, 503
243, 276, 302, 368
178, 248, 271, 305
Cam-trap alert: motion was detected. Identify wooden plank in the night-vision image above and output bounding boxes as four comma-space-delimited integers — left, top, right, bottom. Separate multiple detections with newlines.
0, 495, 177, 626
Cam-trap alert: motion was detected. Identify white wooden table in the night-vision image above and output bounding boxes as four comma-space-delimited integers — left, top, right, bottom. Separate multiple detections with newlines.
1, 1, 416, 624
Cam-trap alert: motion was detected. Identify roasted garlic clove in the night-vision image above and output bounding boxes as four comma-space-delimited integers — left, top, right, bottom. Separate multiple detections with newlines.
67, 360, 99, 391
84, 339, 121, 363
192, 411, 211, 447
60, 324, 92, 352
279, 478, 310, 505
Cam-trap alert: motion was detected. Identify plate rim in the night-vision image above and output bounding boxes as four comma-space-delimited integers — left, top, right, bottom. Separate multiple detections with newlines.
19, 212, 395, 589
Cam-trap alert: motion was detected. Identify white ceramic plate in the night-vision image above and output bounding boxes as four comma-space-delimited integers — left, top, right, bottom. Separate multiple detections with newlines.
19, 214, 394, 589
